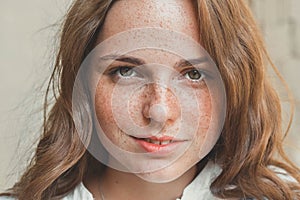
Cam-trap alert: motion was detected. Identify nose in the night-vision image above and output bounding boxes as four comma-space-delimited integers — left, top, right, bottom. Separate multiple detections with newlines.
142, 83, 180, 124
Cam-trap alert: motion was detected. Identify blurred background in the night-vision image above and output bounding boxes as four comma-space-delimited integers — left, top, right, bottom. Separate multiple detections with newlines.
0, 0, 299, 192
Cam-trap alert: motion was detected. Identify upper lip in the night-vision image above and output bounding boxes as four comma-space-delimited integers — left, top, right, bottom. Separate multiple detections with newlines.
131, 135, 186, 142
148, 136, 174, 141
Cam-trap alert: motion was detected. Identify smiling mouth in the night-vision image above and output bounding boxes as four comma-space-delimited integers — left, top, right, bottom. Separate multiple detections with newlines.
131, 136, 178, 144
141, 138, 173, 145
130, 135, 187, 153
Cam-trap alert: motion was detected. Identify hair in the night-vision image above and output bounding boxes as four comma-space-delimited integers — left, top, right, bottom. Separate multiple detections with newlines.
1, 0, 300, 199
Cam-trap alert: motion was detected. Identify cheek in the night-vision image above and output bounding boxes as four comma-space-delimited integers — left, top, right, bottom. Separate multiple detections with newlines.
194, 87, 213, 145
127, 87, 153, 127
192, 85, 224, 160
197, 88, 212, 129
94, 79, 116, 136
93, 78, 145, 140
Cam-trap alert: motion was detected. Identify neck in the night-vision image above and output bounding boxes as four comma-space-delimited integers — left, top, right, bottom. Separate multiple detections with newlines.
83, 159, 208, 200
100, 165, 197, 200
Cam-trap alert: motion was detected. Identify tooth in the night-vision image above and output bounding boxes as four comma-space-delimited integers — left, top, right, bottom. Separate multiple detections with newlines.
145, 138, 151, 143
154, 140, 160, 145
161, 140, 171, 145
150, 139, 160, 145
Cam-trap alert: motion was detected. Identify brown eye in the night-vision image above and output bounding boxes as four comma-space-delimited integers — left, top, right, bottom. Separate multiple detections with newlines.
185, 69, 203, 80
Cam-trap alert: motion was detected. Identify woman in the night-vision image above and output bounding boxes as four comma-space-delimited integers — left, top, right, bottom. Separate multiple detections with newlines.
1, 0, 299, 199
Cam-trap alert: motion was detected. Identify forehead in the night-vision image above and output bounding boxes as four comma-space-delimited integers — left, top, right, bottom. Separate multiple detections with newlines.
98, 0, 200, 43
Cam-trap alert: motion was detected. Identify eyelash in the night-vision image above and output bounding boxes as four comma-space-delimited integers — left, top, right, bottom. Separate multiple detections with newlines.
182, 69, 205, 82
108, 65, 139, 78
107, 66, 206, 82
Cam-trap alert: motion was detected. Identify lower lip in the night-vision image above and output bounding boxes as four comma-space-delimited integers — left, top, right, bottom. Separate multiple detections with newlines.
133, 138, 185, 153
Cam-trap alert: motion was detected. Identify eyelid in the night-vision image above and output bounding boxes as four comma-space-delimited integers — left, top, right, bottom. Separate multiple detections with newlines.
105, 65, 209, 82
106, 65, 144, 79
107, 65, 132, 75
181, 68, 206, 80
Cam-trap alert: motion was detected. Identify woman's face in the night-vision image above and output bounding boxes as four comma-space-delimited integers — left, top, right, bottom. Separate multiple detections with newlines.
85, 0, 225, 182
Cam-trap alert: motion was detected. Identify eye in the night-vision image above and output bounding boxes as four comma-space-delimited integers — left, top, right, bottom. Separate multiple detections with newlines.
119, 66, 134, 77
109, 66, 136, 77
184, 69, 204, 81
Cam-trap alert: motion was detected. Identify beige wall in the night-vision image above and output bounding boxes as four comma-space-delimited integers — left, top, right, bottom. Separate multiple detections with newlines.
0, 0, 299, 193
0, 0, 71, 192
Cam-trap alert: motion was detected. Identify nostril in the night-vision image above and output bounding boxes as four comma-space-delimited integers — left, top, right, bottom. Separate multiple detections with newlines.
149, 104, 167, 123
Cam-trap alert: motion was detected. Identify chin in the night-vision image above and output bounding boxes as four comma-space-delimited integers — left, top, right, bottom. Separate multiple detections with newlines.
135, 170, 183, 183
134, 163, 194, 183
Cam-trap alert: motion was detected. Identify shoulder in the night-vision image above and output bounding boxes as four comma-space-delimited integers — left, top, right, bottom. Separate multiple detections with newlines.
61, 182, 94, 200
269, 165, 298, 183
0, 182, 94, 200
0, 197, 15, 200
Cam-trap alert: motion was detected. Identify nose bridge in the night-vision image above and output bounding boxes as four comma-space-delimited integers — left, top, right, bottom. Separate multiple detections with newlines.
143, 82, 180, 124
147, 83, 170, 106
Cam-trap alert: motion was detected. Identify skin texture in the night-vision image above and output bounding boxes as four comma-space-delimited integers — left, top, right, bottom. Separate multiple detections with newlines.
97, 0, 200, 42
86, 0, 220, 199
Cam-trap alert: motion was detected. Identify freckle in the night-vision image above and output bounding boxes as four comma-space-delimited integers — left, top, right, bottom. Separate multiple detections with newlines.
159, 21, 163, 28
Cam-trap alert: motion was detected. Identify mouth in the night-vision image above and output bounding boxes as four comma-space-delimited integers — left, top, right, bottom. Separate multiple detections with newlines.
130, 135, 187, 153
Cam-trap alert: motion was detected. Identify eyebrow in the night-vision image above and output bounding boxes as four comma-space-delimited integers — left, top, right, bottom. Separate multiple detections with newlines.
99, 54, 146, 66
99, 54, 208, 68
174, 57, 209, 69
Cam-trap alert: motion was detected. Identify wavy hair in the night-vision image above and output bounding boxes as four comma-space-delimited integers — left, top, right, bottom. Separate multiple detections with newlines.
1, 0, 300, 199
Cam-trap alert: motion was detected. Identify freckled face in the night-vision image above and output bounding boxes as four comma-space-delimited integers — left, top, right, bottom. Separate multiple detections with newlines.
87, 0, 224, 182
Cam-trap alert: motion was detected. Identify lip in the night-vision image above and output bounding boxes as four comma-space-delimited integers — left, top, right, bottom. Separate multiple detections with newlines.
132, 136, 187, 153
147, 136, 175, 141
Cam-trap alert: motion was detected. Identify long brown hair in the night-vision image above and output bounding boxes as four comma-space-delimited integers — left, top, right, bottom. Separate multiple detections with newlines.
1, 0, 299, 199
